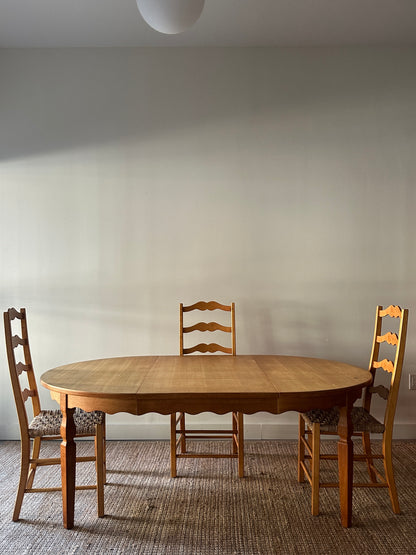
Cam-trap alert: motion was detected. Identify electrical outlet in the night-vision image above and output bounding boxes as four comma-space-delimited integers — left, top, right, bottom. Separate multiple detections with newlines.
409, 374, 416, 390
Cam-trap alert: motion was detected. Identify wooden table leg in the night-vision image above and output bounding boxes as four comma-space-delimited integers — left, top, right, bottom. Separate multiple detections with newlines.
337, 398, 353, 528
60, 394, 76, 529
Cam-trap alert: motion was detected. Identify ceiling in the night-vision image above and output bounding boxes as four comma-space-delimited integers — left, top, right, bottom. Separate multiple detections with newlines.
1, 0, 416, 48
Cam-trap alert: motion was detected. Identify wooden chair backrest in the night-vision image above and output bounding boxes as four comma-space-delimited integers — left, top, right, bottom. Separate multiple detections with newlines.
4, 308, 40, 436
180, 301, 236, 355
363, 305, 408, 431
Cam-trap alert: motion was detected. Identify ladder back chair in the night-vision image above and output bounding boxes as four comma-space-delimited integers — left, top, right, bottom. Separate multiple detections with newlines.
4, 307, 106, 521
298, 305, 408, 516
170, 301, 244, 478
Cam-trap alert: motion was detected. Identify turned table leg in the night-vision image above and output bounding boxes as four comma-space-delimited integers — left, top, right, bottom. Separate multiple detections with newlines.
60, 394, 76, 529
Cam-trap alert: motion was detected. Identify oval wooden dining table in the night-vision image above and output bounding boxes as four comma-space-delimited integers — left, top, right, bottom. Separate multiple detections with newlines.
41, 354, 371, 529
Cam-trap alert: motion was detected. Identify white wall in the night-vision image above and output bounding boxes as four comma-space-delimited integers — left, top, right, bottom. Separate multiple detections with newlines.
1, 47, 415, 440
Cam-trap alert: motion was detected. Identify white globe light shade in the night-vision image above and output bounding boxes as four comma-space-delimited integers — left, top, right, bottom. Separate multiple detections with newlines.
136, 0, 205, 35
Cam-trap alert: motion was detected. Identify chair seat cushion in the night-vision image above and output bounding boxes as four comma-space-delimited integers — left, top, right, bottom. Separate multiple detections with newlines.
28, 408, 104, 438
302, 406, 385, 434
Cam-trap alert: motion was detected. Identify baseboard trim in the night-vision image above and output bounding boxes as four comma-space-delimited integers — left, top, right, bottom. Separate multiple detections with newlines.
1, 423, 415, 441
104, 422, 416, 441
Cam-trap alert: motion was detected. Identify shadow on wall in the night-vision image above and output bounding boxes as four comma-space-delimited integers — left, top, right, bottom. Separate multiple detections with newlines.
1, 48, 414, 162
239, 299, 337, 358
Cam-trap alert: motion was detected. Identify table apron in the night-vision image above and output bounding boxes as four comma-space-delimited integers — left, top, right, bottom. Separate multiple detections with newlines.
277, 388, 363, 413
56, 393, 137, 415
59, 393, 279, 415
55, 389, 363, 417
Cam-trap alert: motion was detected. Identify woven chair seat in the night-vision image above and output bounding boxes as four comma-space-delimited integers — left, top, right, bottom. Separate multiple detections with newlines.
302, 406, 385, 434
29, 408, 105, 438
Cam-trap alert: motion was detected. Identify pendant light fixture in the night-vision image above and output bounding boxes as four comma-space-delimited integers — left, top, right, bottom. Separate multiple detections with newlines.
136, 0, 205, 35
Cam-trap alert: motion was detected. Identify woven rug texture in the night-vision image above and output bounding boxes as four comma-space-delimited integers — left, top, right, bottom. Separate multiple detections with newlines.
1, 440, 416, 554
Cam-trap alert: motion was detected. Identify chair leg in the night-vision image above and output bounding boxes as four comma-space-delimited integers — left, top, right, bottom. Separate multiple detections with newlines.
383, 431, 400, 514
298, 414, 305, 483
13, 436, 31, 521
361, 432, 377, 483
232, 412, 238, 455
311, 423, 320, 516
26, 436, 41, 489
179, 413, 186, 453
102, 414, 107, 484
95, 424, 105, 517
170, 413, 177, 478
237, 412, 244, 478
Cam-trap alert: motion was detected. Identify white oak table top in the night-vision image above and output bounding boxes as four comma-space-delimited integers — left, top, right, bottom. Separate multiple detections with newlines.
41, 354, 371, 415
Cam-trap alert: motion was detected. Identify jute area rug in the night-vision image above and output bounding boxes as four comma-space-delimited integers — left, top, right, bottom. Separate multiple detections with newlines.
1, 440, 416, 555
